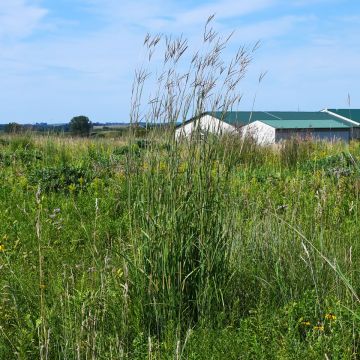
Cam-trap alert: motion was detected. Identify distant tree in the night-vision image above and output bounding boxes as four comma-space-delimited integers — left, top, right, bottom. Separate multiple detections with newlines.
69, 116, 92, 136
4, 122, 23, 133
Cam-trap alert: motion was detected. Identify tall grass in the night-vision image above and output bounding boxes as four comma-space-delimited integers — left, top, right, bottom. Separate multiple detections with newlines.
0, 133, 359, 358
0, 18, 359, 359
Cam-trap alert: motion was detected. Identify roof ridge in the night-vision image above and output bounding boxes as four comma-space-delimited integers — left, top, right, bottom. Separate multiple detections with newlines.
262, 111, 282, 120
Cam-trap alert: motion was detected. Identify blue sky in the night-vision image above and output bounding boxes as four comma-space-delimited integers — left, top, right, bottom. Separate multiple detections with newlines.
0, 0, 359, 124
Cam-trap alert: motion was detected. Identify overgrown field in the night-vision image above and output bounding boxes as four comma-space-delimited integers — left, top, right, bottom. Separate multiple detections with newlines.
0, 134, 359, 359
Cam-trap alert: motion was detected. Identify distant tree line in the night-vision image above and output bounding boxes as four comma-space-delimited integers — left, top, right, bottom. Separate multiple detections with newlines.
4, 122, 24, 133
0, 115, 174, 137
0, 116, 92, 136
0, 122, 70, 134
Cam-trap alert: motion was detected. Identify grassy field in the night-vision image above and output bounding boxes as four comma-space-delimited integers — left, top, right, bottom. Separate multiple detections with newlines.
0, 133, 359, 359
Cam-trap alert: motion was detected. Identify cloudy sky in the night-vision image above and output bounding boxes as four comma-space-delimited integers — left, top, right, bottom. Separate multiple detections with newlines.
0, 0, 359, 124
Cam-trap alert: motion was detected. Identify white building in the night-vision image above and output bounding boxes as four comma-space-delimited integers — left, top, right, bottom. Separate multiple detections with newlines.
175, 110, 359, 144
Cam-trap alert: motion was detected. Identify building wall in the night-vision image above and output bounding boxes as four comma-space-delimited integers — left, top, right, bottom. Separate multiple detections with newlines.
175, 115, 236, 139
275, 128, 350, 142
322, 109, 360, 140
241, 120, 276, 145
175, 116, 351, 144
351, 127, 360, 140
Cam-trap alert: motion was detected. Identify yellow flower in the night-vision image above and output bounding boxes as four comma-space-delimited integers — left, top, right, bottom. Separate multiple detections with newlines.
0, 244, 4, 252
159, 161, 167, 171
116, 172, 126, 181
178, 162, 187, 173
301, 321, 311, 326
325, 313, 336, 321
143, 162, 150, 171
313, 325, 324, 331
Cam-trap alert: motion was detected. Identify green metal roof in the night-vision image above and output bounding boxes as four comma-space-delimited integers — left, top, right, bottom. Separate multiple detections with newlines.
261, 119, 351, 129
206, 111, 352, 129
207, 111, 277, 126
327, 109, 360, 123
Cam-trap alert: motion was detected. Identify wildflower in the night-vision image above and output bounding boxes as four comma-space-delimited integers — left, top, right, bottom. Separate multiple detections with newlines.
0, 244, 4, 252
313, 325, 324, 331
325, 313, 336, 321
301, 321, 311, 326
159, 161, 166, 171
178, 162, 187, 173
116, 172, 126, 181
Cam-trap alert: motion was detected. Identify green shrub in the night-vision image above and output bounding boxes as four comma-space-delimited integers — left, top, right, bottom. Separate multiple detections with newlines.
9, 136, 34, 151
28, 165, 92, 192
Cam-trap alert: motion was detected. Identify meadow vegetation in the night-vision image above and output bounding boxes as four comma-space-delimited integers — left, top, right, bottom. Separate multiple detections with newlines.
0, 133, 359, 359
0, 17, 359, 359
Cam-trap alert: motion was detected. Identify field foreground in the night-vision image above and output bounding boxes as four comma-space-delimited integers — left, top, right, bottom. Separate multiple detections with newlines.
0, 134, 359, 359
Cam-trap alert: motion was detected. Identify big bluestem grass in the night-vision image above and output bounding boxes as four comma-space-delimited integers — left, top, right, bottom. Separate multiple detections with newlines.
0, 132, 359, 358
0, 17, 359, 359
125, 16, 258, 336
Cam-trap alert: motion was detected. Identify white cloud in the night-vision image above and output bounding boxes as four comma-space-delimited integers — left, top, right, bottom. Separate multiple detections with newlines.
231, 15, 313, 42
177, 0, 275, 25
0, 0, 47, 41
0, 0, 359, 123
240, 36, 360, 111
78, 0, 277, 30
290, 0, 342, 5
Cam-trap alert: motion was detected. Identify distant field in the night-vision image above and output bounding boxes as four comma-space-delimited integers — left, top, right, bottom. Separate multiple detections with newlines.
93, 124, 129, 130
0, 133, 359, 358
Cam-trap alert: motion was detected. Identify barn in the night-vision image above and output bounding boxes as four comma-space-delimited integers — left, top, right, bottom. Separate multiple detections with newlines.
322, 108, 360, 139
175, 111, 358, 144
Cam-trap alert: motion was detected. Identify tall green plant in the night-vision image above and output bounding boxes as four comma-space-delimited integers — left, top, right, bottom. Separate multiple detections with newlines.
125, 16, 257, 335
